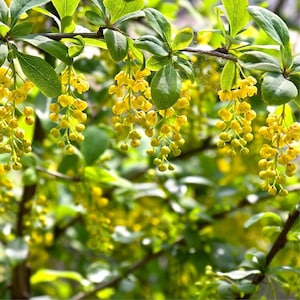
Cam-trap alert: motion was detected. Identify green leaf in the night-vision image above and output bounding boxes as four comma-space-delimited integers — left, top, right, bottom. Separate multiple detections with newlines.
84, 38, 107, 49
220, 60, 237, 91
5, 237, 28, 265
0, 43, 7, 66
238, 51, 281, 72
18, 35, 72, 65
291, 55, 300, 73
247, 6, 290, 47
146, 55, 169, 71
151, 63, 181, 110
173, 55, 194, 82
274, 104, 294, 126
134, 35, 169, 56
52, 0, 80, 19
222, 0, 249, 37
23, 167, 38, 185
80, 126, 110, 165
68, 35, 85, 58
9, 22, 33, 37
172, 27, 194, 50
61, 15, 75, 33
115, 10, 144, 25
31, 269, 89, 286
104, 29, 128, 62
85, 10, 106, 26
103, 0, 144, 24
0, 0, 8, 23
10, 0, 50, 27
15, 51, 61, 98
0, 22, 10, 38
90, 0, 106, 16
244, 212, 283, 229
261, 72, 298, 105
144, 8, 172, 44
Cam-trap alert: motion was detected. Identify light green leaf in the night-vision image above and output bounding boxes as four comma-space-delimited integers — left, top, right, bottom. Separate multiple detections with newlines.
248, 6, 290, 47
68, 35, 85, 58
0, 0, 8, 23
0, 22, 9, 38
134, 35, 169, 56
274, 104, 294, 126
84, 38, 107, 49
244, 212, 283, 229
104, 29, 128, 62
15, 50, 62, 98
5, 237, 28, 265
144, 8, 172, 44
262, 72, 298, 105
0, 43, 7, 66
146, 55, 169, 71
52, 0, 80, 19
238, 51, 281, 72
61, 15, 75, 33
18, 35, 72, 65
31, 269, 90, 286
104, 0, 144, 24
172, 27, 194, 50
220, 60, 237, 91
151, 63, 181, 110
10, 0, 50, 27
81, 126, 110, 165
222, 0, 249, 37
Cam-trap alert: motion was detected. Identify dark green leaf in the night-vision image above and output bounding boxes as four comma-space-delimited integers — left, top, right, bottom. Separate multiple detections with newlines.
81, 126, 110, 165
151, 63, 181, 110
172, 27, 194, 50
134, 35, 169, 56
291, 55, 300, 73
146, 55, 169, 71
0, 0, 8, 23
90, 0, 106, 16
238, 51, 281, 72
248, 6, 290, 48
222, 0, 249, 37
174, 56, 194, 82
15, 51, 61, 98
115, 10, 144, 25
52, 0, 80, 18
0, 42, 7, 66
10, 0, 50, 27
104, 29, 128, 62
244, 212, 283, 229
144, 8, 172, 44
103, 0, 144, 24
18, 35, 72, 65
262, 72, 298, 105
61, 15, 75, 33
85, 10, 106, 26
220, 60, 237, 91
9, 22, 33, 37
68, 35, 85, 58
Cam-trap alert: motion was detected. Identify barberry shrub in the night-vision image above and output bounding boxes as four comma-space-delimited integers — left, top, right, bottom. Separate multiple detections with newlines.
0, 0, 299, 299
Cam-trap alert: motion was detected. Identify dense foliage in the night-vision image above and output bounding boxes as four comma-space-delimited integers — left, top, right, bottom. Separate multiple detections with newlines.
0, 0, 299, 299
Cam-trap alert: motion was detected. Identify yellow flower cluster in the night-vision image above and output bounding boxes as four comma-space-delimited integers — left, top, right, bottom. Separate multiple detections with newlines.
49, 68, 89, 155
0, 165, 13, 213
0, 67, 34, 170
216, 76, 257, 156
258, 111, 300, 195
110, 68, 189, 171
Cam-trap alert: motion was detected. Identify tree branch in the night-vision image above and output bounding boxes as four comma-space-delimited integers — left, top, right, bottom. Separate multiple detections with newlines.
238, 206, 300, 299
36, 166, 82, 182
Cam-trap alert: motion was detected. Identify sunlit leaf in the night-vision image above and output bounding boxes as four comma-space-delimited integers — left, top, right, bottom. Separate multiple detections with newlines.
52, 0, 80, 18
244, 212, 283, 229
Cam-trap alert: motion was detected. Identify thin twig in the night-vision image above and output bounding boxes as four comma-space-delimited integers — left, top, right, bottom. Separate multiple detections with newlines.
36, 166, 82, 182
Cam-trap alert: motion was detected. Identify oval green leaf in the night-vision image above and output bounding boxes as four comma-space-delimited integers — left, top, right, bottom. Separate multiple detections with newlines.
262, 72, 298, 105
104, 29, 128, 62
220, 60, 237, 91
172, 27, 194, 51
134, 35, 169, 56
151, 63, 182, 110
15, 51, 61, 98
104, 0, 144, 24
238, 51, 281, 72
